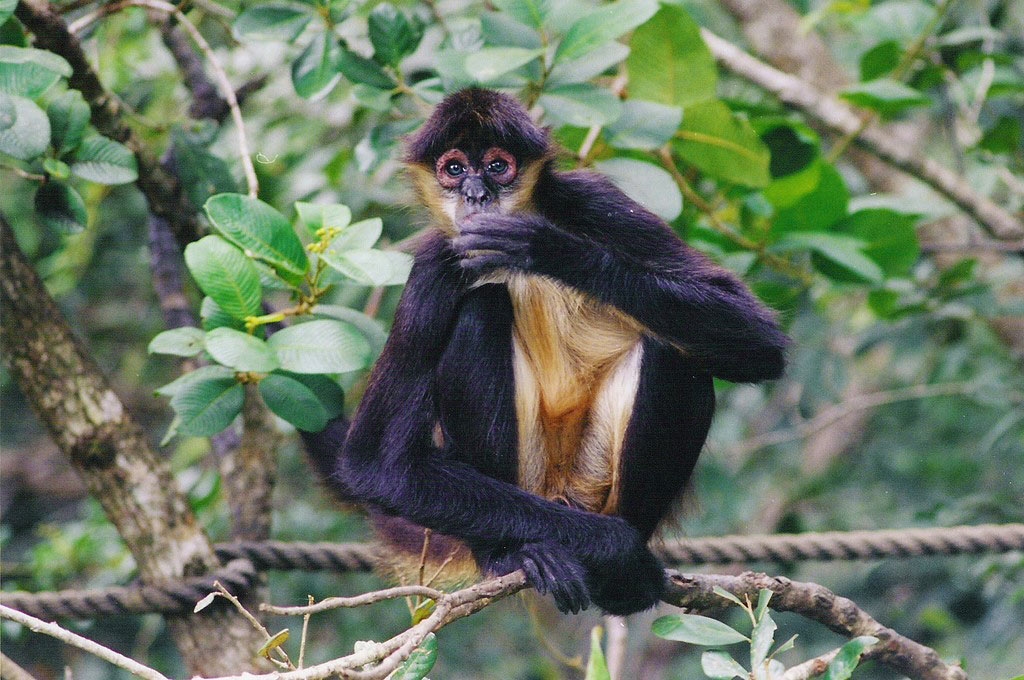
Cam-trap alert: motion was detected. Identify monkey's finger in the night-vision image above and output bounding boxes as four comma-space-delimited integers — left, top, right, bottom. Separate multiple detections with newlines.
519, 555, 548, 594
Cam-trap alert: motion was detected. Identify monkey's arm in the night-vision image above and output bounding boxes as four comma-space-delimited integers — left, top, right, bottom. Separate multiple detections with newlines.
455, 172, 789, 383
337, 233, 662, 615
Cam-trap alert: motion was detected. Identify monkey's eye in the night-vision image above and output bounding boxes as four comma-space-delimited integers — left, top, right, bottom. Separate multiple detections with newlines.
444, 161, 466, 177
486, 159, 508, 175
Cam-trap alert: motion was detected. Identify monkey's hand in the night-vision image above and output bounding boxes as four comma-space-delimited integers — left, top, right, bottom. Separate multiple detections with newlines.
475, 539, 591, 614
572, 518, 666, 615
452, 213, 551, 275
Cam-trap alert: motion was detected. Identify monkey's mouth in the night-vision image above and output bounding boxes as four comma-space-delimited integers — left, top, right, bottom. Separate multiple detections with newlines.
454, 196, 500, 222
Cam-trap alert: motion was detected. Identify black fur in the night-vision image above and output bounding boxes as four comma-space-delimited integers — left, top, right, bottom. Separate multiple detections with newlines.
306, 89, 788, 615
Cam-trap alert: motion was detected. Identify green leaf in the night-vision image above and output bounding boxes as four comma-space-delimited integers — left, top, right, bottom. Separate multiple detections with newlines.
547, 42, 629, 87
266, 319, 372, 374
0, 93, 49, 160
595, 158, 681, 221
627, 5, 716, 108
292, 31, 343, 100
0, 46, 71, 97
539, 84, 622, 127
320, 249, 413, 286
204, 193, 309, 284
775, 232, 883, 284
352, 84, 393, 112
835, 208, 920, 277
232, 3, 314, 42
492, 0, 550, 28
701, 651, 747, 679
259, 373, 330, 431
169, 374, 244, 437
673, 100, 771, 188
155, 365, 235, 398
171, 127, 239, 209
840, 79, 930, 116
712, 586, 744, 607
464, 47, 543, 83
34, 182, 87, 234
0, 92, 12, 131
770, 161, 849, 233
855, 0, 932, 43
312, 304, 388, 358
184, 236, 263, 320
584, 627, 611, 680
47, 90, 90, 155
979, 116, 1021, 154
148, 327, 206, 357
205, 327, 279, 373
295, 201, 352, 235
823, 636, 878, 680
389, 633, 437, 680
42, 158, 70, 179
326, 217, 383, 250
749, 611, 777, 669
859, 40, 902, 81
70, 135, 138, 184
651, 614, 749, 646
481, 12, 543, 49
0, 0, 16, 25
605, 100, 681, 150
338, 42, 397, 89
754, 589, 773, 622
368, 3, 423, 68
274, 371, 345, 418
555, 0, 659, 63
201, 296, 247, 332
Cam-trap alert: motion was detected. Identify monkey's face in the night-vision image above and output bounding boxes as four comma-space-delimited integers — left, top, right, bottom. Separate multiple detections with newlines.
433, 146, 520, 224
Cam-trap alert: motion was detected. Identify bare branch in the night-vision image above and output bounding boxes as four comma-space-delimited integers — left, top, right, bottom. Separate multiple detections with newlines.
700, 29, 1023, 240
0, 652, 40, 680
261, 585, 446, 616
0, 605, 171, 680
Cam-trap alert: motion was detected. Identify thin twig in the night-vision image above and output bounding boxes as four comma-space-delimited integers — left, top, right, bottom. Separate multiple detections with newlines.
780, 646, 842, 680
69, 0, 259, 197
298, 595, 313, 669
826, 0, 954, 162
261, 584, 446, 616
214, 582, 294, 670
0, 652, 39, 680
724, 381, 981, 458
0, 605, 171, 680
657, 147, 814, 283
603, 616, 628, 680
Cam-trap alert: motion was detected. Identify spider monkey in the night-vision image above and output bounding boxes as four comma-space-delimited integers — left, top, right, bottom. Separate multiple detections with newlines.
304, 88, 788, 615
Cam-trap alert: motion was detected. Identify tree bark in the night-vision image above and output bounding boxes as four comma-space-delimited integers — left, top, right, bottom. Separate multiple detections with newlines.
0, 214, 267, 676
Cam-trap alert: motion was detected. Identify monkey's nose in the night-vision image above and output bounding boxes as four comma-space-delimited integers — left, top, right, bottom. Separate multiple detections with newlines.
461, 176, 492, 206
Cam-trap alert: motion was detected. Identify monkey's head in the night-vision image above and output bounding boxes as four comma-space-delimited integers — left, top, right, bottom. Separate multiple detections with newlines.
406, 88, 551, 232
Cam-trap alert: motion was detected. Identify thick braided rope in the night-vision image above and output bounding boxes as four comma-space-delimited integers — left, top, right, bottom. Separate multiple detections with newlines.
657, 523, 1024, 565
3, 526, 1022, 619
213, 541, 379, 572
0, 559, 257, 620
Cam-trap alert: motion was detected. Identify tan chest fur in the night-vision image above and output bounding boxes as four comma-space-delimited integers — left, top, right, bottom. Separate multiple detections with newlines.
503, 273, 645, 514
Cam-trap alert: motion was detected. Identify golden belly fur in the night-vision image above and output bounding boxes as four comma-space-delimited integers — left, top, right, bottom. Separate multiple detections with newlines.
505, 273, 644, 514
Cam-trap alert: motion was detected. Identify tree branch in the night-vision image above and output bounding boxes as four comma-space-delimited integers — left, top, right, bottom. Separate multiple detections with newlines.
0, 605, 171, 680
664, 571, 967, 680
0, 215, 266, 675
700, 28, 1023, 240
